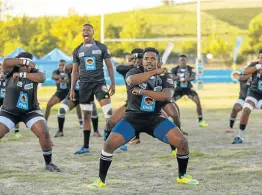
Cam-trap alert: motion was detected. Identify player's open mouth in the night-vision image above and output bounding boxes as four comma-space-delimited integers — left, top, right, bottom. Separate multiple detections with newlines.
84, 34, 89, 39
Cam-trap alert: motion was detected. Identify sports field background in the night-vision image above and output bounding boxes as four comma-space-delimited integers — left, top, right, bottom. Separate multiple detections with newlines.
1, 84, 262, 195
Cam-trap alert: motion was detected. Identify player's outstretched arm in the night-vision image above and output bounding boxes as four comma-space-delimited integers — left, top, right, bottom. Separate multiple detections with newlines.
243, 63, 261, 75
133, 88, 174, 102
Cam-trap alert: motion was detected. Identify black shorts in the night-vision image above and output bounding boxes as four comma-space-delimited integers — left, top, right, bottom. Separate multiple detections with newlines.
246, 89, 262, 103
79, 82, 110, 104
64, 90, 80, 106
174, 87, 198, 100
55, 90, 69, 101
123, 114, 166, 137
0, 109, 45, 130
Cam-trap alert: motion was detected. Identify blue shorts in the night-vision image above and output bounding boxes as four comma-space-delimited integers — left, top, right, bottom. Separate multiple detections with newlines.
112, 115, 176, 144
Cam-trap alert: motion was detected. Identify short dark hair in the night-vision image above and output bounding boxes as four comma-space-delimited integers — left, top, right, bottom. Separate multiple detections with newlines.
15, 52, 33, 60
83, 24, 94, 29
59, 59, 66, 63
259, 49, 262, 54
143, 47, 159, 56
131, 48, 144, 54
179, 54, 187, 58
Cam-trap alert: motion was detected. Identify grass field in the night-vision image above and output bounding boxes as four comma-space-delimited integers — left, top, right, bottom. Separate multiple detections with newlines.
1, 84, 262, 195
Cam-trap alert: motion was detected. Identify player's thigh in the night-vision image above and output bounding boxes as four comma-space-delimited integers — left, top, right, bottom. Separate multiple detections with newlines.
110, 106, 126, 125
111, 120, 135, 144
0, 111, 17, 133
163, 102, 179, 118
47, 94, 61, 107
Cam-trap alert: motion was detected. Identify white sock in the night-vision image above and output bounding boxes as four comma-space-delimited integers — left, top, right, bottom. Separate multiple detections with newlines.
238, 130, 244, 140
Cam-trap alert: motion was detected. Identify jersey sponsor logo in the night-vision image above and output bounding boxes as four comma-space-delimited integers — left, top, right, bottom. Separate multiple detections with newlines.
0, 88, 6, 98
17, 81, 22, 87
140, 96, 156, 112
84, 56, 96, 71
101, 85, 108, 93
59, 82, 68, 89
180, 81, 188, 88
92, 50, 102, 55
78, 52, 84, 57
24, 83, 33, 90
16, 91, 29, 110
167, 78, 174, 85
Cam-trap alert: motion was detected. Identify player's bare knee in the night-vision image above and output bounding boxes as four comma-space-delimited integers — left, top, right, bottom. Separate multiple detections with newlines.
233, 104, 242, 113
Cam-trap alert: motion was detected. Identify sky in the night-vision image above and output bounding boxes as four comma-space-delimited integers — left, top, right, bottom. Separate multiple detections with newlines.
5, 0, 194, 17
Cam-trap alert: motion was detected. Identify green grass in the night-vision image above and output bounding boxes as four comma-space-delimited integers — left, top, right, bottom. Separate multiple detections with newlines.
1, 84, 262, 194
204, 7, 262, 29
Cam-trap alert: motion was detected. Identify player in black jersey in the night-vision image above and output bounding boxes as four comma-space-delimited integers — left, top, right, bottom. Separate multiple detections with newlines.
172, 54, 208, 127
225, 73, 251, 132
44, 59, 71, 121
88, 47, 199, 189
0, 63, 22, 140
54, 65, 100, 137
71, 24, 115, 154
232, 49, 262, 144
0, 52, 60, 171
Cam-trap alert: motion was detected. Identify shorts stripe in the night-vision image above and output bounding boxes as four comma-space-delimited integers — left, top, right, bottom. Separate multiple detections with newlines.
26, 116, 46, 129
0, 116, 15, 130
153, 119, 176, 141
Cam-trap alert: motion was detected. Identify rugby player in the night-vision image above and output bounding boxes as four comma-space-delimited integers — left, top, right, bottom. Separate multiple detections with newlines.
88, 47, 199, 188
232, 49, 262, 144
71, 24, 115, 154
0, 52, 60, 171
172, 54, 208, 127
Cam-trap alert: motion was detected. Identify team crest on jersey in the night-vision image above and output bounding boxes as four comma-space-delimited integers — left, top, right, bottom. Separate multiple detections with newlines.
101, 85, 108, 92
17, 81, 22, 87
84, 56, 96, 71
140, 96, 156, 112
0, 88, 6, 98
78, 52, 84, 57
16, 91, 29, 110
24, 83, 33, 90
92, 50, 102, 55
